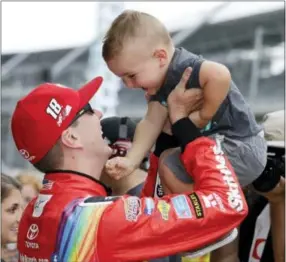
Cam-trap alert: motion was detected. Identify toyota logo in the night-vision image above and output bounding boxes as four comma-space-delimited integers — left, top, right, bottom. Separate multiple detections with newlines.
19, 149, 30, 159
27, 224, 39, 240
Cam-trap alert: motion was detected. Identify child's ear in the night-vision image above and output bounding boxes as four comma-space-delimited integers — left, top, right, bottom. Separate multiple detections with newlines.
153, 49, 168, 67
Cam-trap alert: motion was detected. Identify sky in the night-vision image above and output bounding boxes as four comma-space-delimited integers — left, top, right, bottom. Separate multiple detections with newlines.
1, 2, 284, 54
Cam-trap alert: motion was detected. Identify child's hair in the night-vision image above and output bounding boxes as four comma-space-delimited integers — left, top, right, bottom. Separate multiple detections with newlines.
102, 10, 172, 61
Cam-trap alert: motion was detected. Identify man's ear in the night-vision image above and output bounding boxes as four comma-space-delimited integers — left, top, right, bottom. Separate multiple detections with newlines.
153, 49, 168, 67
61, 127, 82, 149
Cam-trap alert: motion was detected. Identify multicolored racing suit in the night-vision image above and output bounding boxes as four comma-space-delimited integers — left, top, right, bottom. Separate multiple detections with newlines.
18, 119, 248, 262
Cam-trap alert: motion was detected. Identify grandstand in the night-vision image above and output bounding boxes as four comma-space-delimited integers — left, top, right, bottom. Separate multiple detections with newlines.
1, 3, 285, 169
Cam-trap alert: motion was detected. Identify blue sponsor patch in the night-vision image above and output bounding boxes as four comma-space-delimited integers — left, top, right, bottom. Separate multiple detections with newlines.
144, 198, 155, 216
171, 195, 192, 219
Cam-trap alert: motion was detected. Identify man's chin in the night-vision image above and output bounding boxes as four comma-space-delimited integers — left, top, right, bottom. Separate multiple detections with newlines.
106, 147, 113, 158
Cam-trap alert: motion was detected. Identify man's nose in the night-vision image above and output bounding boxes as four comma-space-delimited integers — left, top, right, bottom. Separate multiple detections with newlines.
94, 109, 103, 119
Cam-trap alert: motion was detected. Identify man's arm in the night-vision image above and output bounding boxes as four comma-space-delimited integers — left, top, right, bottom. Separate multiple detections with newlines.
97, 121, 248, 261
190, 61, 231, 128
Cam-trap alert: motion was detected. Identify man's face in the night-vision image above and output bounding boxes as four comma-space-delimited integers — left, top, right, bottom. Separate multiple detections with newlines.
106, 43, 167, 96
71, 106, 112, 158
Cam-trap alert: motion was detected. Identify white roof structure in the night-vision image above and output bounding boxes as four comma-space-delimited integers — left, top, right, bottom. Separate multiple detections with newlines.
2, 2, 284, 54
209, 2, 284, 24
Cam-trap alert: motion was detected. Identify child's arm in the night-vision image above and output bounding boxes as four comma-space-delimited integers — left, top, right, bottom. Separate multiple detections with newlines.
105, 102, 168, 179
127, 101, 168, 166
190, 61, 231, 128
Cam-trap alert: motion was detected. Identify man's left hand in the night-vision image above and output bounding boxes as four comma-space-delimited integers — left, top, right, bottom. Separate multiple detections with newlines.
168, 67, 203, 123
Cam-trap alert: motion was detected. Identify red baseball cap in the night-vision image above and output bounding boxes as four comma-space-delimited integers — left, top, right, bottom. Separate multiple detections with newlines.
11, 77, 103, 164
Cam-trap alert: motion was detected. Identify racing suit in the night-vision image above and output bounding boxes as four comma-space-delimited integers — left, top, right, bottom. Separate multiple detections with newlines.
18, 118, 248, 262
140, 134, 241, 259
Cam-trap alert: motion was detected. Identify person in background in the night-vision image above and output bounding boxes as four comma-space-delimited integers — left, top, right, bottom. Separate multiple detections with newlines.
1, 173, 23, 262
16, 170, 42, 208
239, 110, 285, 262
101, 116, 210, 262
260, 110, 285, 262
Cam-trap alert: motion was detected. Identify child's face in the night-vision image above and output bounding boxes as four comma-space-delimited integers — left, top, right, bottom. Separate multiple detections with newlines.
107, 45, 168, 95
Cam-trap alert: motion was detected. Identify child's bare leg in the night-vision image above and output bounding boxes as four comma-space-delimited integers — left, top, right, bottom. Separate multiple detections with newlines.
158, 148, 194, 194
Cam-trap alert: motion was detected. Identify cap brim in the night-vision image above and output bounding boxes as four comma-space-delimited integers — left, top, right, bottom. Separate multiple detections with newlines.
78, 76, 103, 108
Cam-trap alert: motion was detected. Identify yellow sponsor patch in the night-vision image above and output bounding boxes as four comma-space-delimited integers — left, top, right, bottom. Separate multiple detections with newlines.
189, 193, 204, 219
157, 200, 171, 220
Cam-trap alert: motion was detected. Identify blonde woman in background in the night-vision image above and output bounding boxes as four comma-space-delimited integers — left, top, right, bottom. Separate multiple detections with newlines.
1, 173, 23, 262
16, 170, 43, 208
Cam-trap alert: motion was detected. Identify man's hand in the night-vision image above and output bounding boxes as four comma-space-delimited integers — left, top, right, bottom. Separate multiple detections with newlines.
168, 67, 203, 124
105, 157, 136, 180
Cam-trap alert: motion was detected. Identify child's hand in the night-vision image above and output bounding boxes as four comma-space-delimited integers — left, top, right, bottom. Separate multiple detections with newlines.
105, 157, 136, 180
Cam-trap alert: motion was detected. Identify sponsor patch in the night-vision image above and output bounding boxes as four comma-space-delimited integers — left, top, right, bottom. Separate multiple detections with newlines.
32, 194, 52, 218
25, 241, 39, 249
213, 139, 244, 212
124, 196, 141, 222
20, 253, 48, 262
57, 105, 72, 127
144, 198, 155, 216
27, 224, 39, 240
19, 149, 35, 162
156, 184, 164, 198
81, 196, 120, 206
42, 179, 54, 190
157, 200, 171, 220
202, 193, 226, 212
189, 193, 204, 219
171, 195, 192, 219
155, 175, 164, 198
